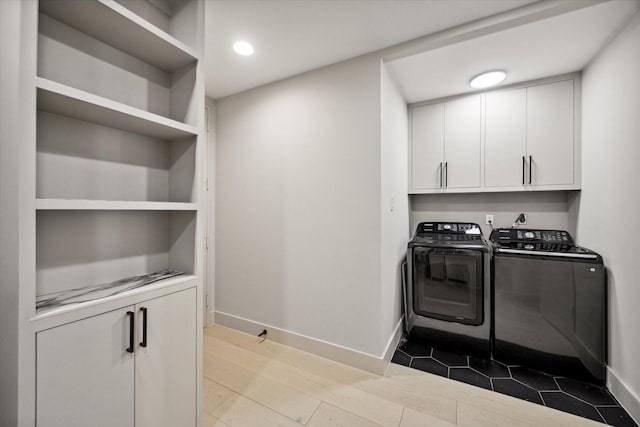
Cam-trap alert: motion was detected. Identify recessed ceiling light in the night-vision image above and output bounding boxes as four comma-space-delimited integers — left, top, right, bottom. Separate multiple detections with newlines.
469, 70, 507, 89
233, 40, 254, 56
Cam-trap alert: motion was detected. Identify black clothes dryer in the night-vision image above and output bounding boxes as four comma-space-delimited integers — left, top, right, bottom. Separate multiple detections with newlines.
404, 222, 491, 357
490, 228, 606, 383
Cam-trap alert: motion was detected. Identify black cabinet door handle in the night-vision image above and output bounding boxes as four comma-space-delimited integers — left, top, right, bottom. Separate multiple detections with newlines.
439, 162, 443, 188
140, 307, 148, 348
529, 155, 532, 184
126, 311, 134, 353
444, 162, 448, 187
522, 156, 525, 185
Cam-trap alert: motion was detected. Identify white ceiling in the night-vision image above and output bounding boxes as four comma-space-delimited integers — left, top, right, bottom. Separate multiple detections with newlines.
204, 0, 537, 99
386, 0, 640, 103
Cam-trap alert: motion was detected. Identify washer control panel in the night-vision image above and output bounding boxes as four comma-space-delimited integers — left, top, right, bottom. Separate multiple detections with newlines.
491, 228, 573, 244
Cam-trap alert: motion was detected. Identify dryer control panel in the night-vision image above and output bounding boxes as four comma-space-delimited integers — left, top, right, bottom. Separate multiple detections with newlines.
416, 222, 482, 235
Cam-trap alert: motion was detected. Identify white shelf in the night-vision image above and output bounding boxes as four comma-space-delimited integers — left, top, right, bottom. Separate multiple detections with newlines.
39, 0, 198, 72
37, 78, 198, 140
36, 199, 197, 211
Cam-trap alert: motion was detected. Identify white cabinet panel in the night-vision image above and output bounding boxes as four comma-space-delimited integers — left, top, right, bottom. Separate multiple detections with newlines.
135, 288, 197, 427
527, 80, 574, 186
36, 287, 197, 427
485, 89, 527, 187
444, 95, 481, 188
411, 103, 444, 190
37, 307, 135, 427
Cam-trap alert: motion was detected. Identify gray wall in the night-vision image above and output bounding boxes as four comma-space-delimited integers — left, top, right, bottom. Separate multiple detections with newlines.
411, 191, 573, 237
572, 11, 640, 422
215, 54, 386, 356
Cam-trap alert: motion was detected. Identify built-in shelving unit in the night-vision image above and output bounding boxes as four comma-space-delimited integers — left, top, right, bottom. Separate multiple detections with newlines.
0, 0, 204, 424
34, 0, 203, 318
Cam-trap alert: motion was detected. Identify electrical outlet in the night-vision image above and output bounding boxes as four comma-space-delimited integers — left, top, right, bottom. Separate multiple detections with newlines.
485, 214, 494, 225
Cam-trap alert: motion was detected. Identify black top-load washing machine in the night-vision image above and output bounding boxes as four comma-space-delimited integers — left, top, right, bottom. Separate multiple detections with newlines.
404, 222, 491, 357
490, 228, 606, 383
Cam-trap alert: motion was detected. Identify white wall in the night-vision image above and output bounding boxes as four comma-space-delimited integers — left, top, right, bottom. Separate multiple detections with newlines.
380, 63, 409, 350
215, 54, 386, 356
411, 191, 573, 237
573, 11, 640, 422
205, 97, 216, 325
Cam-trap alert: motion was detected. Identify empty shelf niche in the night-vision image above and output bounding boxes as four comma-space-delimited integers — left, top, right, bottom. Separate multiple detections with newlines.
112, 0, 200, 52
37, 8, 198, 126
40, 0, 200, 59
37, 111, 196, 202
35, 210, 196, 307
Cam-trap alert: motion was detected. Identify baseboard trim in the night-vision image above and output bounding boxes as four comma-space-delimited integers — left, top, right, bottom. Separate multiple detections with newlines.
214, 311, 402, 375
382, 318, 404, 375
607, 366, 640, 425
206, 310, 215, 327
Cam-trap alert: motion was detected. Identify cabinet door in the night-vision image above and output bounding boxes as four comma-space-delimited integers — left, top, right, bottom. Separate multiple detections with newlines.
37, 307, 135, 427
485, 89, 526, 187
135, 287, 197, 427
411, 103, 444, 190
526, 80, 574, 186
444, 95, 481, 188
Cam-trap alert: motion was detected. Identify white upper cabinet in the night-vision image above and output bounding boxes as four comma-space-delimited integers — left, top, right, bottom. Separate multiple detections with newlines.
526, 79, 575, 186
411, 103, 444, 190
485, 88, 527, 187
444, 95, 481, 189
410, 75, 579, 194
410, 95, 481, 191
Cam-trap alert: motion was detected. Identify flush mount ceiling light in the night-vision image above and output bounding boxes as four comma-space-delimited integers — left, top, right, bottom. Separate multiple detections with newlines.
469, 70, 507, 89
233, 40, 254, 56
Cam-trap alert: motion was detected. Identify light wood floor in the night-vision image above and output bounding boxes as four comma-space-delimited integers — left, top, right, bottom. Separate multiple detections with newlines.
203, 325, 605, 427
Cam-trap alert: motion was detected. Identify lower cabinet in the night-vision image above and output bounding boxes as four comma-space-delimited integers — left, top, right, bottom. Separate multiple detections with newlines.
36, 287, 197, 427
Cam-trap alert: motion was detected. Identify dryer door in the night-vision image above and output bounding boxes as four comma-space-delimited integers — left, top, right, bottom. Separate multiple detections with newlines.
412, 247, 483, 325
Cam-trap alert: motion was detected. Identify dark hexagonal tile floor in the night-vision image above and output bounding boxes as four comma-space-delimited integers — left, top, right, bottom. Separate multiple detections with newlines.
556, 377, 617, 406
541, 391, 604, 423
449, 367, 491, 390
598, 406, 639, 427
398, 340, 432, 357
391, 338, 637, 427
469, 356, 510, 378
510, 366, 559, 391
410, 357, 448, 378
492, 378, 543, 404
432, 348, 468, 367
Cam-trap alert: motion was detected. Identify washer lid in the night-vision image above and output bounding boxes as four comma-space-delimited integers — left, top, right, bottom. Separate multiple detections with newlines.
409, 234, 489, 252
